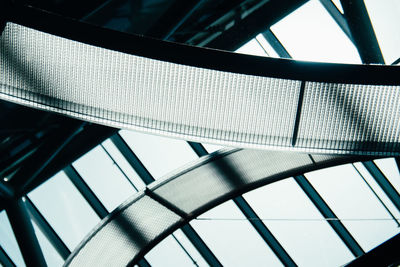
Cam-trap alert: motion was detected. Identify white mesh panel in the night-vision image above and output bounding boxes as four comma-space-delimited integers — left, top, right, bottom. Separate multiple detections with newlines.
151, 150, 314, 214
0, 22, 299, 148
67, 195, 181, 267
298, 82, 400, 154
65, 150, 363, 266
1, 23, 400, 155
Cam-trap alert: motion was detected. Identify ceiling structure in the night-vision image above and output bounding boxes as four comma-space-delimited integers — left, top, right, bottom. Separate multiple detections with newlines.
1, 0, 400, 266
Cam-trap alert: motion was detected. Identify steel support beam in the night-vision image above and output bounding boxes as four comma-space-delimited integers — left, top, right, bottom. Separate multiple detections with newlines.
24, 197, 70, 260
340, 0, 384, 64
147, 0, 206, 40
395, 157, 400, 175
352, 164, 400, 227
5, 198, 47, 267
205, 0, 307, 50
82, 0, 125, 23
294, 175, 364, 257
319, 0, 353, 41
233, 197, 296, 266
111, 134, 222, 267
110, 134, 154, 185
25, 125, 117, 196
0, 180, 14, 200
188, 141, 296, 266
261, 30, 291, 58
362, 161, 400, 212
179, 224, 222, 267
137, 258, 152, 267
0, 245, 15, 267
10, 121, 85, 195
64, 165, 108, 219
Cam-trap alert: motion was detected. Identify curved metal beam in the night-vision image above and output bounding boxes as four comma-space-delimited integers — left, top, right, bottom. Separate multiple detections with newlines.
1, 3, 400, 157
64, 150, 372, 266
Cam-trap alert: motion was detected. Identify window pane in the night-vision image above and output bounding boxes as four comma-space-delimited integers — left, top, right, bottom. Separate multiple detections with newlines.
145, 234, 203, 267
235, 38, 268, 57
119, 130, 198, 179
72, 145, 137, 212
306, 164, 400, 251
28, 171, 100, 250
31, 219, 64, 267
255, 34, 280, 57
364, 0, 400, 64
271, 0, 360, 63
374, 158, 400, 194
244, 178, 354, 266
0, 211, 25, 267
172, 229, 208, 267
102, 139, 146, 190
191, 200, 282, 266
353, 162, 400, 223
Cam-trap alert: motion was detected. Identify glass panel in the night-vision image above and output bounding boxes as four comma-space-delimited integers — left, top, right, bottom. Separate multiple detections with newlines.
0, 211, 25, 267
72, 145, 137, 212
244, 178, 354, 266
271, 0, 360, 63
102, 139, 146, 190
145, 233, 205, 267
353, 162, 400, 224
191, 200, 282, 266
364, 0, 400, 64
31, 219, 64, 267
255, 34, 280, 58
119, 130, 198, 179
374, 158, 400, 194
235, 38, 268, 57
306, 164, 400, 251
28, 171, 100, 250
172, 229, 208, 267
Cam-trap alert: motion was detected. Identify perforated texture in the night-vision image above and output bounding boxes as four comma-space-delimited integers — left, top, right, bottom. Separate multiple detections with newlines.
1, 23, 400, 155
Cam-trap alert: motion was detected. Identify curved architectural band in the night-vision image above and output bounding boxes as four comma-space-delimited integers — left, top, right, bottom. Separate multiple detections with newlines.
1, 4, 400, 155
64, 149, 370, 266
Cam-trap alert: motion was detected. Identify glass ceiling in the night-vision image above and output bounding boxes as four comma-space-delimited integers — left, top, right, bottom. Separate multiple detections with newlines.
1, 0, 400, 266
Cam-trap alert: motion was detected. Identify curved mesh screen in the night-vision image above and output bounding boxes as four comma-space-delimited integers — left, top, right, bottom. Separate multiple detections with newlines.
1, 19, 400, 155
65, 150, 368, 266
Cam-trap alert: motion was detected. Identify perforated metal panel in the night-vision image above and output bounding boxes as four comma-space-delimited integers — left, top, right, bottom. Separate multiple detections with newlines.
64, 150, 367, 266
1, 21, 400, 155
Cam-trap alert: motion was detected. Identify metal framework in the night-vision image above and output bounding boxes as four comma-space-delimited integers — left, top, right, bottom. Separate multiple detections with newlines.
63, 149, 370, 266
24, 197, 70, 260
5, 198, 47, 267
111, 134, 222, 267
362, 161, 400, 212
294, 175, 364, 257
1, 0, 399, 266
188, 142, 296, 266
